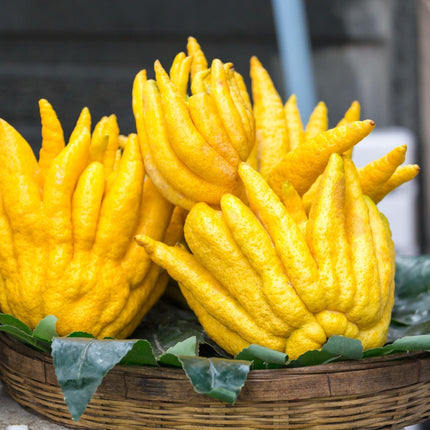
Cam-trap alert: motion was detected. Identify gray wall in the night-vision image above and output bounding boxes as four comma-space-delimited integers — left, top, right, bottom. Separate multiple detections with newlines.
0, 0, 277, 148
0, 0, 419, 144
309, 0, 418, 131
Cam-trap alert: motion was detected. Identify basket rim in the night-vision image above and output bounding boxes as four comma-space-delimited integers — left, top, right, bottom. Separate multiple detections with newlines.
2, 330, 430, 429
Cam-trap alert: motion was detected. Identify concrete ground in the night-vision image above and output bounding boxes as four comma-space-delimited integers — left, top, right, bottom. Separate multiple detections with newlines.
0, 382, 71, 430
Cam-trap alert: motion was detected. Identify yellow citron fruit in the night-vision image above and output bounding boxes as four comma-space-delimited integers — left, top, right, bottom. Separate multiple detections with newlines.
0, 100, 182, 338
302, 143, 420, 212
268, 119, 376, 197
250, 57, 375, 196
249, 58, 418, 200
249, 56, 289, 178
132, 43, 418, 214
132, 37, 253, 210
136, 157, 396, 359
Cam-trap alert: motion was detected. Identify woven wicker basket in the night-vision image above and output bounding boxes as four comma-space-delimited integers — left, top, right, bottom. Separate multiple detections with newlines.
1, 332, 430, 429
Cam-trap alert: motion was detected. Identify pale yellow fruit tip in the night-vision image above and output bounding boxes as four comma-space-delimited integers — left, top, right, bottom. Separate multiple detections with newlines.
134, 234, 154, 253
238, 161, 252, 175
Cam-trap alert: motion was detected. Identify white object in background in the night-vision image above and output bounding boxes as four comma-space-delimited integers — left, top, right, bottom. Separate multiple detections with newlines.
352, 127, 420, 256
6, 426, 29, 430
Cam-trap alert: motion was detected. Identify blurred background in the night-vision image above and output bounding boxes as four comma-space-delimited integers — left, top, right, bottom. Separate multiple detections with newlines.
0, 0, 426, 257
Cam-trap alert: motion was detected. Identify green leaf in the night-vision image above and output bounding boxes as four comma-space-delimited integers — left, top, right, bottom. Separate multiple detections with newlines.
322, 335, 363, 360
159, 336, 198, 367
235, 344, 287, 369
0, 325, 50, 352
120, 339, 158, 366
388, 256, 430, 339
362, 346, 391, 358
0, 313, 53, 352
179, 356, 251, 404
67, 332, 96, 339
52, 338, 137, 422
364, 334, 430, 358
402, 321, 430, 336
288, 349, 338, 368
389, 320, 430, 343
33, 315, 58, 342
390, 334, 430, 351
0, 313, 32, 334
288, 336, 363, 368
391, 292, 430, 327
395, 255, 430, 298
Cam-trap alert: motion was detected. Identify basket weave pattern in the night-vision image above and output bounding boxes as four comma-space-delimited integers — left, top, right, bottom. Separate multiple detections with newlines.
1, 332, 430, 429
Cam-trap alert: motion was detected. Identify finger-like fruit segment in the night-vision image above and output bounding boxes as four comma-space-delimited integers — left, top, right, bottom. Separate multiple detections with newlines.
185, 202, 292, 336
211, 59, 251, 161
307, 154, 356, 313
338, 100, 361, 158
305, 101, 328, 141
337, 100, 361, 127
220, 194, 314, 331
238, 163, 321, 312
155, 61, 238, 186
180, 285, 250, 356
188, 93, 241, 167
268, 120, 375, 197
141, 79, 236, 206
132, 69, 197, 210
250, 56, 289, 178
92, 134, 144, 261
284, 94, 305, 151
187, 36, 209, 80
370, 164, 420, 203
344, 157, 383, 328
72, 161, 105, 253
38, 99, 65, 182
132, 40, 254, 210
358, 144, 407, 196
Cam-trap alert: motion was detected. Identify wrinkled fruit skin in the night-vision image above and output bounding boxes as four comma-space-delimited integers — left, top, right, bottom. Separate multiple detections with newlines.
0, 110, 183, 339
137, 157, 395, 359
132, 40, 255, 211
